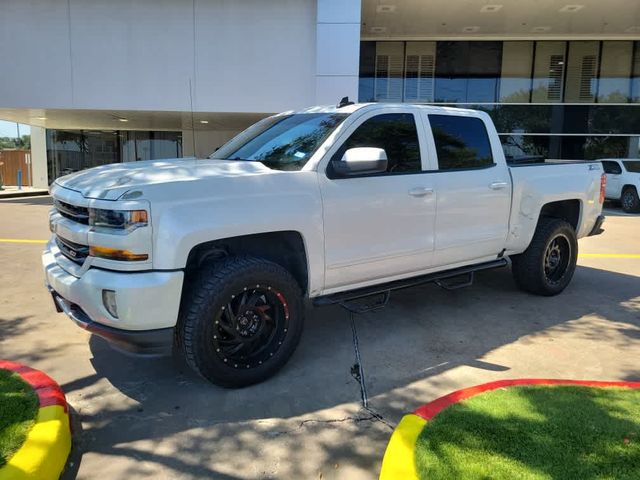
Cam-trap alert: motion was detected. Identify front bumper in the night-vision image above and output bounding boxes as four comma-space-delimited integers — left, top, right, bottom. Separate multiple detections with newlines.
43, 242, 183, 356
50, 291, 174, 355
588, 215, 605, 236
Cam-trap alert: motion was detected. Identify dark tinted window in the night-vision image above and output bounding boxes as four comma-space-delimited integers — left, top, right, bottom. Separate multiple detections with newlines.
602, 161, 622, 174
332, 113, 421, 175
623, 161, 640, 173
429, 115, 494, 170
212, 113, 347, 171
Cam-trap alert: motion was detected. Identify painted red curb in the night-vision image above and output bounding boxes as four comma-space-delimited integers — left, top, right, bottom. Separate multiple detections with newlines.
414, 378, 640, 421
0, 360, 68, 412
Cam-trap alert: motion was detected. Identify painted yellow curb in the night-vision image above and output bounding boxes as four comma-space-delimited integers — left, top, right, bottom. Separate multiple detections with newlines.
0, 239, 48, 244
379, 414, 426, 480
0, 406, 71, 480
0, 361, 71, 480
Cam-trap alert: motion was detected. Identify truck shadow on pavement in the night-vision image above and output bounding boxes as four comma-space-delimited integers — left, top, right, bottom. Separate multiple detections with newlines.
59, 264, 640, 479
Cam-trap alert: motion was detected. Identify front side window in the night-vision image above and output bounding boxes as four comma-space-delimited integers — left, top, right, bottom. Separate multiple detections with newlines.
429, 115, 494, 170
211, 113, 347, 171
331, 113, 422, 175
623, 160, 640, 173
602, 161, 622, 174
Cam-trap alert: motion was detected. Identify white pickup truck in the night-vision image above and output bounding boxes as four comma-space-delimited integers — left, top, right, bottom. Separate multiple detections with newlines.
43, 102, 606, 387
601, 159, 640, 213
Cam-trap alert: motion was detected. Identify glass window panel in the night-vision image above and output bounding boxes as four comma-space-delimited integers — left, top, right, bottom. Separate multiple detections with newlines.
499, 42, 533, 103
632, 42, 640, 103
46, 130, 85, 181
598, 41, 632, 103
623, 160, 640, 172
215, 114, 347, 171
429, 115, 493, 170
564, 41, 600, 103
120, 131, 136, 163
332, 113, 421, 174
532, 41, 566, 103
435, 42, 468, 102
374, 42, 404, 102
466, 42, 502, 103
470, 104, 640, 135
83, 130, 119, 168
500, 134, 633, 161
404, 42, 436, 102
434, 42, 501, 103
601, 161, 622, 174
358, 42, 376, 103
500, 135, 549, 162
151, 132, 182, 159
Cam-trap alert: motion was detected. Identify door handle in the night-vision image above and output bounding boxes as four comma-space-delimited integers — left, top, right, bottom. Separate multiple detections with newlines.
408, 187, 434, 197
489, 181, 508, 190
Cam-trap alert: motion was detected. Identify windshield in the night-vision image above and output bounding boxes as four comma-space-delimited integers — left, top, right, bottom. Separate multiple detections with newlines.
211, 113, 348, 171
623, 161, 640, 173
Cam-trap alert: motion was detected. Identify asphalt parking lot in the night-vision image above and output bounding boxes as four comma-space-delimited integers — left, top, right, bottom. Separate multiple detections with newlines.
1, 196, 639, 479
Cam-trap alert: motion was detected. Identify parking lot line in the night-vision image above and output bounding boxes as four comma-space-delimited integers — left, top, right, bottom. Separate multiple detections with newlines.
579, 253, 640, 258
0, 239, 48, 244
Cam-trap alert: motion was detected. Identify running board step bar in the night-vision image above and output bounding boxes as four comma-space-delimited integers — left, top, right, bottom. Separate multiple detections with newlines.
435, 272, 474, 290
313, 258, 509, 307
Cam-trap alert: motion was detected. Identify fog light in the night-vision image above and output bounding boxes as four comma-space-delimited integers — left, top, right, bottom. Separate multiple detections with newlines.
102, 289, 118, 318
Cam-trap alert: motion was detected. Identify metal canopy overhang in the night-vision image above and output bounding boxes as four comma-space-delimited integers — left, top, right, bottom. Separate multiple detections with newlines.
361, 0, 640, 40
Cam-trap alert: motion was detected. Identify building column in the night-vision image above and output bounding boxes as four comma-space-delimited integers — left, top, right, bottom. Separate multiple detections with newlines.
315, 0, 361, 105
30, 126, 48, 188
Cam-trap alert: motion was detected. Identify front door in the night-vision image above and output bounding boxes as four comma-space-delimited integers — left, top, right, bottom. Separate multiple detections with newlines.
318, 110, 437, 292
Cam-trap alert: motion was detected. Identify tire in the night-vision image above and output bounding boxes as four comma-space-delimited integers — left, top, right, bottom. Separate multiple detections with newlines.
177, 256, 304, 388
511, 218, 578, 296
621, 187, 640, 213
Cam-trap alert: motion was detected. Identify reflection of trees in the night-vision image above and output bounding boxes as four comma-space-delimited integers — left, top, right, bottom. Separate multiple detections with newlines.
501, 135, 548, 160
432, 128, 490, 169
477, 90, 552, 134
584, 137, 628, 160
344, 118, 420, 172
257, 118, 344, 171
589, 103, 640, 135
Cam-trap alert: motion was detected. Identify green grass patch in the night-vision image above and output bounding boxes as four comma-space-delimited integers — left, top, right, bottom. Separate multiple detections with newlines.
416, 386, 640, 480
0, 369, 39, 467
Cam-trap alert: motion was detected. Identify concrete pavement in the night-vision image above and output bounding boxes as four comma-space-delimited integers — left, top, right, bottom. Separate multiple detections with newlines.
1, 196, 639, 479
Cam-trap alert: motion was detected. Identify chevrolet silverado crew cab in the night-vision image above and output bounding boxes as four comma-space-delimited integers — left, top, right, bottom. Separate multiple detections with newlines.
44, 102, 606, 388
600, 159, 640, 213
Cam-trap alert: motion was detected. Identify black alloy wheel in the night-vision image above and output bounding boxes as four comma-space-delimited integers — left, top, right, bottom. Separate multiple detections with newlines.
212, 285, 290, 370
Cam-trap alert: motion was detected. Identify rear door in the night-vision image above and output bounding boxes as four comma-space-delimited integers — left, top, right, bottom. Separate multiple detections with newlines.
318, 108, 437, 292
423, 112, 512, 267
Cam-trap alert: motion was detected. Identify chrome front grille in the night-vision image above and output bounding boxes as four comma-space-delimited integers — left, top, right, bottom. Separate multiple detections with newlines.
55, 236, 89, 265
54, 199, 90, 225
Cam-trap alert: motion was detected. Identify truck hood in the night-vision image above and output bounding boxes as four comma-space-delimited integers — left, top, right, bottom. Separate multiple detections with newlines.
54, 158, 271, 200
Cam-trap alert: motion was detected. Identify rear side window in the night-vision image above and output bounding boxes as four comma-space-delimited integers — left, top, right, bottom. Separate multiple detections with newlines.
332, 113, 421, 175
429, 115, 494, 170
602, 161, 622, 175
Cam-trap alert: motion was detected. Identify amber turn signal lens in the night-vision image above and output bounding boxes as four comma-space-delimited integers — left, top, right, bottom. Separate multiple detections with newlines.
89, 246, 149, 261
130, 210, 148, 224
599, 173, 606, 204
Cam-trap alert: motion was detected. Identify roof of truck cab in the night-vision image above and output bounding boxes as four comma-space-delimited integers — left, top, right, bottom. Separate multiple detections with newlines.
291, 103, 481, 115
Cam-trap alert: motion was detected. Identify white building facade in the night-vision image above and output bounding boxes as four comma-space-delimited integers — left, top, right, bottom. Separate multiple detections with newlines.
1, 0, 639, 187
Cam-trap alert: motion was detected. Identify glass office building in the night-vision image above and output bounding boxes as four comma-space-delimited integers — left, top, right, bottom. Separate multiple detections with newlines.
46, 129, 182, 182
359, 40, 640, 160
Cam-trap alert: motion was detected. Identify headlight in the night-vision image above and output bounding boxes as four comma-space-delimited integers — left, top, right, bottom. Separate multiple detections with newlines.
89, 208, 148, 231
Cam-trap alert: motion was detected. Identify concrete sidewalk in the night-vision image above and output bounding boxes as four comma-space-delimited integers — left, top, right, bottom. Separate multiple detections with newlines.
1, 199, 639, 479
0, 186, 48, 199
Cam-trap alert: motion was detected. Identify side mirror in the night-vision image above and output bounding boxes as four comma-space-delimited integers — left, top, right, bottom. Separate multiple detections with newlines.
331, 147, 388, 177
